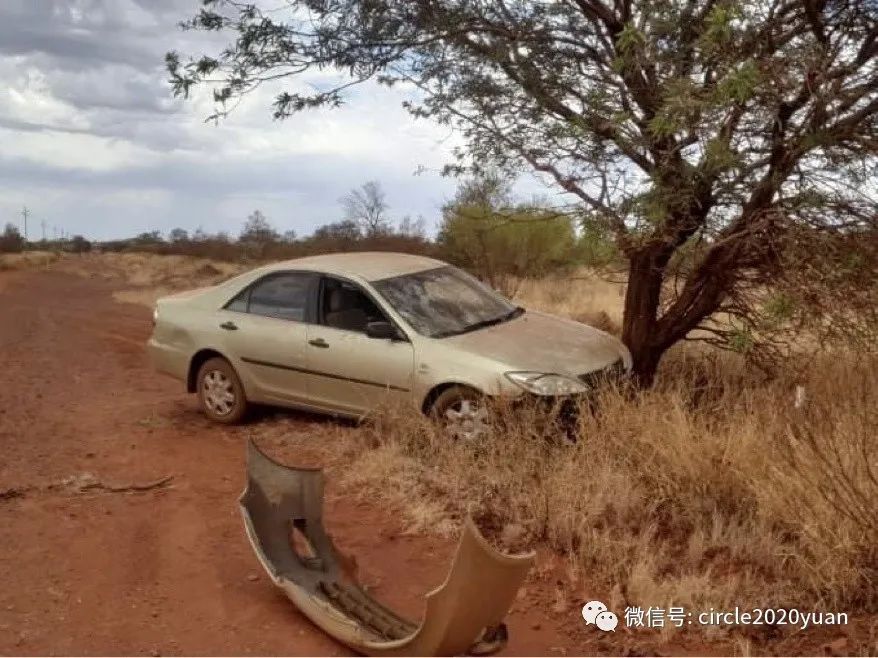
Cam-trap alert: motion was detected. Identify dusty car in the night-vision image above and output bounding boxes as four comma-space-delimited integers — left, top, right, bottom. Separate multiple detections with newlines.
148, 252, 630, 438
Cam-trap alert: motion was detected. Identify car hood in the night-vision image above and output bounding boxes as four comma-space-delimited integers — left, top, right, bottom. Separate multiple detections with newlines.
443, 310, 629, 377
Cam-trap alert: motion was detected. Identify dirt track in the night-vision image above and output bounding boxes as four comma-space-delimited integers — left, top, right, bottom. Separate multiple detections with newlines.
0, 268, 601, 656
1, 266, 871, 657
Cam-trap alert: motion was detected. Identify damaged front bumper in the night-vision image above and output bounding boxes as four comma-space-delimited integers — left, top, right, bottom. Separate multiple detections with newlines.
239, 440, 534, 656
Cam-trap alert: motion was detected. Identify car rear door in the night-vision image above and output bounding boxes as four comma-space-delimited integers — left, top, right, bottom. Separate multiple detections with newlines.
216, 271, 318, 406
304, 275, 415, 416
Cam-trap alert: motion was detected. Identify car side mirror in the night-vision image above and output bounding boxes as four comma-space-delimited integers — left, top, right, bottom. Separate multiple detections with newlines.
365, 320, 402, 341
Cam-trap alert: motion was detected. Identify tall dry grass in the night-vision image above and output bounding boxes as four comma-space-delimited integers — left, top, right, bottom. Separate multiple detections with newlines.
53, 252, 247, 307
514, 268, 626, 334
0, 250, 60, 271
50, 252, 873, 617
324, 269, 876, 620
342, 351, 876, 620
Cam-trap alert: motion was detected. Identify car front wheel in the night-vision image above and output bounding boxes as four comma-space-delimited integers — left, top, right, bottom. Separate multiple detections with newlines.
197, 357, 248, 424
430, 385, 491, 441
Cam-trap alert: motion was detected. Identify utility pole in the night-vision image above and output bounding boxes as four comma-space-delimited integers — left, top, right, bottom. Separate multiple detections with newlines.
41, 219, 47, 242
21, 206, 29, 242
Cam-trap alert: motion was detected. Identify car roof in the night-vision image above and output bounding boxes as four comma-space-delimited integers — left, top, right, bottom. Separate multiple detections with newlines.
261, 251, 447, 282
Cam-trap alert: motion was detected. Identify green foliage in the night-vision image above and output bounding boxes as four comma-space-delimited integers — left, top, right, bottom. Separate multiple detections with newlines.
438, 184, 576, 292
714, 60, 760, 104
699, 3, 742, 55
763, 293, 797, 326
574, 220, 622, 268
703, 138, 739, 173
727, 326, 756, 354
616, 22, 646, 56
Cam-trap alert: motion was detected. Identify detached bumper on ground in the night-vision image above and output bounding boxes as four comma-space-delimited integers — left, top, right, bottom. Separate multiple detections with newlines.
239, 440, 534, 656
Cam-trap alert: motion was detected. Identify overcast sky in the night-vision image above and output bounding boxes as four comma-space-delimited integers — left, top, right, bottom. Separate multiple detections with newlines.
0, 0, 549, 241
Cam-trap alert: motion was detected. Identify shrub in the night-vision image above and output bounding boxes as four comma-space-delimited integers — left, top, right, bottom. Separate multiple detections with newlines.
438, 204, 577, 296
0, 223, 25, 253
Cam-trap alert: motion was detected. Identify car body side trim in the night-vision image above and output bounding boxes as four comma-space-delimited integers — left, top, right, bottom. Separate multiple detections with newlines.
240, 356, 411, 393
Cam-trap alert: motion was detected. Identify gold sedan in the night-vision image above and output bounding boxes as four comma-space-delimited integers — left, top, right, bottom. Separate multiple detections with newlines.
148, 252, 630, 438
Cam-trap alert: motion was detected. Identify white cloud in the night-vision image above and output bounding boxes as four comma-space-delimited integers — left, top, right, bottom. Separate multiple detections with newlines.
0, 126, 162, 172
0, 0, 546, 241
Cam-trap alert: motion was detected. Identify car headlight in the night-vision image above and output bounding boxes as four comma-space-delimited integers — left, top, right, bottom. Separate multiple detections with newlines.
504, 371, 589, 396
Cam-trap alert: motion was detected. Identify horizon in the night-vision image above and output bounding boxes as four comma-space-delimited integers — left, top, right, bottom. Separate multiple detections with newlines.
0, 1, 554, 242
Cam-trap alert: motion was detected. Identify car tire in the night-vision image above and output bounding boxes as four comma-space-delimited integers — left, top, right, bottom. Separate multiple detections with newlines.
430, 385, 490, 441
197, 357, 248, 424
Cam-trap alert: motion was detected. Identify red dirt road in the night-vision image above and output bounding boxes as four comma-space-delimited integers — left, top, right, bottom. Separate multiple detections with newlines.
0, 269, 585, 656
3, 267, 865, 657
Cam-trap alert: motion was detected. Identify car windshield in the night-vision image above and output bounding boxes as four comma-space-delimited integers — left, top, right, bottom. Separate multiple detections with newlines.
372, 266, 523, 338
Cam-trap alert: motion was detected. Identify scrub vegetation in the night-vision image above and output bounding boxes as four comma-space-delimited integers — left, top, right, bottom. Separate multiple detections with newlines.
344, 351, 877, 619
49, 250, 877, 641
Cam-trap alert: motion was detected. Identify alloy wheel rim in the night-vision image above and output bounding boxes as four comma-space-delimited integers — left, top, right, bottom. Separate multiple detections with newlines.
203, 370, 236, 416
443, 398, 489, 440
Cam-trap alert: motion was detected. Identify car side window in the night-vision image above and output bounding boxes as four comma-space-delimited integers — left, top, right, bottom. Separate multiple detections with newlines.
228, 273, 314, 321
320, 277, 387, 333
225, 288, 249, 313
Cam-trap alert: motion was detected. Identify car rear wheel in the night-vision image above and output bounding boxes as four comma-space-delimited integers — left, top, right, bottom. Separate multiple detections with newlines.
197, 357, 248, 424
430, 386, 490, 441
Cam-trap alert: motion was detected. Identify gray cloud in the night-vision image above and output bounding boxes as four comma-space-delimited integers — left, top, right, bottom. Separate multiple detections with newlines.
0, 0, 544, 241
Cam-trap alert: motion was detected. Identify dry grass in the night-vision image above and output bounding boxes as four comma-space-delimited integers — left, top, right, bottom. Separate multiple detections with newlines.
514, 268, 627, 334
53, 252, 247, 307
63, 252, 874, 628
0, 250, 60, 271
341, 351, 877, 623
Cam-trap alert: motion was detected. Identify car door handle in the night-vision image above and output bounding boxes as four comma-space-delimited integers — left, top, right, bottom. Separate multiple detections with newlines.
220, 321, 238, 331
308, 338, 329, 348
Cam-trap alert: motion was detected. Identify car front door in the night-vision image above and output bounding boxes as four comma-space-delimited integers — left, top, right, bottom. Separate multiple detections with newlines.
304, 276, 415, 416
216, 271, 318, 406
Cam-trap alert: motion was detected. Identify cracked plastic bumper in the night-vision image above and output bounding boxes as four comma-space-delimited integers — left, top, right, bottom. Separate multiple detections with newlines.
239, 439, 534, 656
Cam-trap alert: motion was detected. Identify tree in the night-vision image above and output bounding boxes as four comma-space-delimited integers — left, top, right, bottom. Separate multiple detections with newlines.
133, 230, 163, 245
397, 215, 428, 239
340, 181, 391, 237
69, 235, 92, 254
239, 210, 279, 258
0, 223, 24, 253
311, 220, 362, 242
169, 228, 189, 243
439, 176, 577, 296
240, 210, 278, 243
169, 0, 878, 384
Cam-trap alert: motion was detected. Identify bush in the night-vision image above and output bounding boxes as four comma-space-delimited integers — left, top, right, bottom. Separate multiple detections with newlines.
438, 203, 577, 296
69, 235, 92, 254
0, 223, 24, 253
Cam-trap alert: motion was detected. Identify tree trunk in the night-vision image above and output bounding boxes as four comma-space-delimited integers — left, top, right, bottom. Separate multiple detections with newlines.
621, 247, 671, 387
621, 239, 735, 387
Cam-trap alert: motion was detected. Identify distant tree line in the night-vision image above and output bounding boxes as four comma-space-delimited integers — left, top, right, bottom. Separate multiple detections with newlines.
1, 223, 91, 255
88, 179, 619, 280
